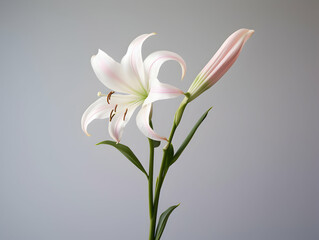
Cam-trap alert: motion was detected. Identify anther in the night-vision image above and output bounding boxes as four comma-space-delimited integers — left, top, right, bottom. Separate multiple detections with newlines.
106, 91, 115, 104
114, 104, 118, 112
123, 108, 128, 121
109, 113, 115, 122
109, 109, 115, 122
109, 110, 115, 122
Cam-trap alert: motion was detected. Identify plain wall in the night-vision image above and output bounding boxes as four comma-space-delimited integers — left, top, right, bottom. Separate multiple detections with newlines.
1, 0, 318, 239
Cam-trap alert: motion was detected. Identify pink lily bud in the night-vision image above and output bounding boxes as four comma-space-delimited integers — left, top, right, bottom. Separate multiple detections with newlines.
187, 29, 254, 101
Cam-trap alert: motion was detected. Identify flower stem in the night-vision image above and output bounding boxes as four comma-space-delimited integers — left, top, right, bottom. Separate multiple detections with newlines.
151, 123, 178, 239
149, 99, 189, 239
148, 137, 155, 240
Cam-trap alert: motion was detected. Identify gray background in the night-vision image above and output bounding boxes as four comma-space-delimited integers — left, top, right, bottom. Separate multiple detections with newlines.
1, 0, 318, 239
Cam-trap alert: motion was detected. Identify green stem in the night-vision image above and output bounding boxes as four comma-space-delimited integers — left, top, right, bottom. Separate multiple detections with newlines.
149, 98, 189, 239
151, 123, 178, 238
148, 138, 155, 240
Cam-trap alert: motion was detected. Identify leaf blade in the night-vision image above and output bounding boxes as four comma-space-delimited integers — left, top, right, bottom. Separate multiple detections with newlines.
171, 107, 212, 166
163, 143, 174, 177
155, 204, 180, 240
97, 140, 148, 177
152, 139, 161, 148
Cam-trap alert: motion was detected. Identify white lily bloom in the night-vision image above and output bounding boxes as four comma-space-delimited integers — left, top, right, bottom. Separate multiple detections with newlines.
81, 33, 186, 143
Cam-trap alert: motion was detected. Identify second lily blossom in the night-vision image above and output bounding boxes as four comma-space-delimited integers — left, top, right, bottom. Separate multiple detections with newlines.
187, 29, 254, 101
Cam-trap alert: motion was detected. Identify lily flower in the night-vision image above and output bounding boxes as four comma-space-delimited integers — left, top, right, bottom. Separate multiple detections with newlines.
187, 29, 254, 102
81, 33, 186, 143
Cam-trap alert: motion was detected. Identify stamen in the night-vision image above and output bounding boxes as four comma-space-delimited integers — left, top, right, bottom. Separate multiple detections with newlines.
114, 104, 118, 112
109, 109, 115, 122
109, 113, 115, 122
106, 91, 115, 104
123, 108, 128, 121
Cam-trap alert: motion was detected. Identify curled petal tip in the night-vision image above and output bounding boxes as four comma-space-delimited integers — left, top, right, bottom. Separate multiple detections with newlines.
95, 49, 105, 56
83, 127, 91, 136
181, 72, 185, 80
180, 65, 186, 80
247, 29, 255, 37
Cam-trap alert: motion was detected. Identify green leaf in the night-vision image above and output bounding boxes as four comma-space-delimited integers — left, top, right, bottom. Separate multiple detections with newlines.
171, 107, 212, 166
96, 140, 148, 178
155, 204, 180, 240
163, 143, 174, 177
152, 139, 161, 148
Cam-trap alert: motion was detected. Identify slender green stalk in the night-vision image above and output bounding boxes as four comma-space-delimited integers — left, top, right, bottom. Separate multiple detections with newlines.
148, 138, 155, 240
149, 99, 189, 239
152, 123, 177, 232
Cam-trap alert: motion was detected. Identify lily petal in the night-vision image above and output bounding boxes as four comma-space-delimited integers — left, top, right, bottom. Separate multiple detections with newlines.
136, 103, 168, 141
188, 29, 254, 101
110, 93, 143, 106
144, 50, 186, 90
121, 33, 156, 90
144, 78, 184, 104
81, 96, 113, 136
201, 29, 254, 83
91, 49, 138, 94
108, 102, 141, 143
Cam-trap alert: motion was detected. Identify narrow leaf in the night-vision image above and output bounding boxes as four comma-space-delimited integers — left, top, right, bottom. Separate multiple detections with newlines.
163, 143, 174, 177
97, 140, 148, 177
152, 139, 161, 148
155, 204, 180, 240
171, 107, 212, 166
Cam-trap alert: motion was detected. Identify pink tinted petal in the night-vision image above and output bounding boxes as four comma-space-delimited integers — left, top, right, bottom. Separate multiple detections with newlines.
91, 50, 136, 94
199, 29, 250, 76
108, 102, 140, 143
188, 29, 254, 100
203, 29, 254, 85
144, 50, 186, 89
81, 96, 113, 136
121, 33, 156, 89
136, 103, 168, 141
144, 78, 184, 104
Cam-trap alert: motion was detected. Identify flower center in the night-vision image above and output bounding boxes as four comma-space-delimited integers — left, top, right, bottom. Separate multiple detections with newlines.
100, 91, 129, 122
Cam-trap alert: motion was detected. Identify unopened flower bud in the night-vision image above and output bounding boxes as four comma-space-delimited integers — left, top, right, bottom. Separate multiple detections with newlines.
187, 29, 254, 102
